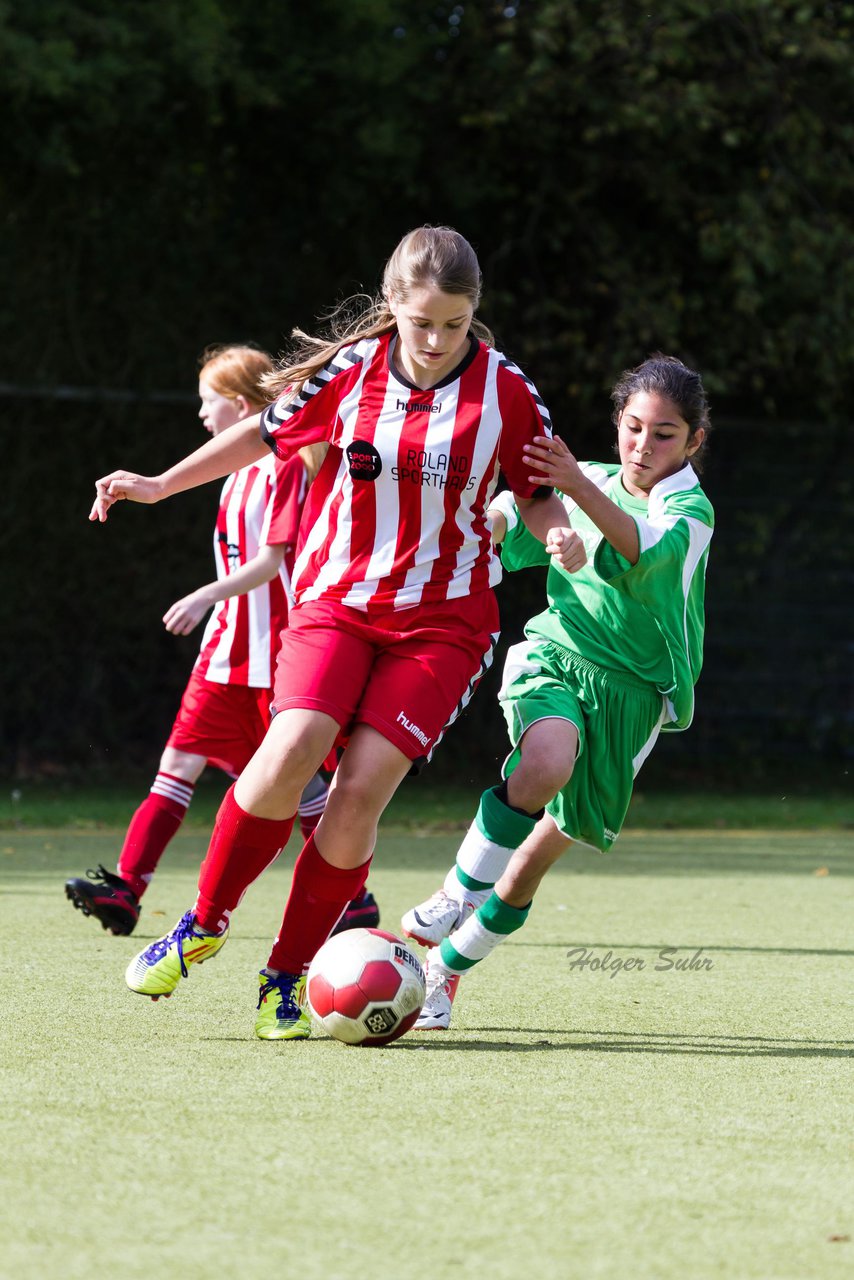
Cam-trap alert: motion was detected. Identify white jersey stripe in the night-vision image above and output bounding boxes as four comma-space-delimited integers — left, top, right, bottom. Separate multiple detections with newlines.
262, 332, 554, 611
195, 452, 306, 687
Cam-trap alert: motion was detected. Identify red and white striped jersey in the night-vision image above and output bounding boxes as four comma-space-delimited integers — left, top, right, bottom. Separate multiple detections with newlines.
260, 332, 552, 610
194, 451, 307, 688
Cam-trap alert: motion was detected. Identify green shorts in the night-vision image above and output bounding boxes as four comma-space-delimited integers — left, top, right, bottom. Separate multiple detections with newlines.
498, 637, 666, 852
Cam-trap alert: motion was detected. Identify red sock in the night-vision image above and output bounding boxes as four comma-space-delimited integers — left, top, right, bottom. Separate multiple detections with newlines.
117, 773, 195, 898
267, 834, 371, 974
194, 785, 294, 934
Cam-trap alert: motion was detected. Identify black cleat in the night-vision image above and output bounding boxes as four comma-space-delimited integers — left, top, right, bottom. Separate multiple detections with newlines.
65, 864, 141, 936
330, 890, 380, 936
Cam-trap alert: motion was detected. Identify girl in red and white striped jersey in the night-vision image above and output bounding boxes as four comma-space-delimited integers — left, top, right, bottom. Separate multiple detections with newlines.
91, 227, 585, 1036
67, 345, 371, 935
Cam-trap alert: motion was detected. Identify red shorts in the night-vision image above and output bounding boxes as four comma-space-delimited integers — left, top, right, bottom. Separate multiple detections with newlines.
271, 593, 500, 763
167, 667, 272, 777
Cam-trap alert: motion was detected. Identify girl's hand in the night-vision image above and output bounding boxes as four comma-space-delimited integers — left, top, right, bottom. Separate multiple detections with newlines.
89, 472, 163, 522
163, 590, 213, 636
545, 526, 586, 573
524, 435, 583, 496
486, 505, 508, 547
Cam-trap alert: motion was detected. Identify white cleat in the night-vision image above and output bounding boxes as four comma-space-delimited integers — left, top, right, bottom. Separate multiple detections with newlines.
401, 890, 474, 948
414, 958, 460, 1031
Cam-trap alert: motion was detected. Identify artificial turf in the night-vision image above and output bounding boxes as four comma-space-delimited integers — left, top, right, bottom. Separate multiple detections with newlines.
2, 823, 852, 1279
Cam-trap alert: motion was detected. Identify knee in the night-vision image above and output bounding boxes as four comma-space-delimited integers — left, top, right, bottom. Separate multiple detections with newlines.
508, 754, 573, 810
509, 725, 576, 808
263, 714, 332, 778
248, 733, 314, 796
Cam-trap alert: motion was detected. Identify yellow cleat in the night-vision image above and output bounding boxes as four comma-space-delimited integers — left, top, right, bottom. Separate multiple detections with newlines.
255, 970, 311, 1040
125, 912, 228, 998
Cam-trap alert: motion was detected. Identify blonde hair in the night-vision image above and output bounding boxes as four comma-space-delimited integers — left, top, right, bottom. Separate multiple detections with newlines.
297, 442, 329, 484
262, 226, 494, 400
199, 343, 275, 410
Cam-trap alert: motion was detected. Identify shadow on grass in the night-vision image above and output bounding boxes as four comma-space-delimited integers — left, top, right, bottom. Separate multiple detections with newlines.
200, 1032, 854, 1059
400, 1031, 854, 1058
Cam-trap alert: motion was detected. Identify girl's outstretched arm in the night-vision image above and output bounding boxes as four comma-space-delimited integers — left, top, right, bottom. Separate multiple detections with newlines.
90, 415, 267, 522
162, 542, 288, 636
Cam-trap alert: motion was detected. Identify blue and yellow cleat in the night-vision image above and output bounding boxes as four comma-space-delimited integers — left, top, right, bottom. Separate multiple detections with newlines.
255, 970, 311, 1040
125, 911, 228, 999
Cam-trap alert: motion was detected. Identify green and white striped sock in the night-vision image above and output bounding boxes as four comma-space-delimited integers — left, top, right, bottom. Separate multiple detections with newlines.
444, 786, 538, 909
439, 891, 531, 974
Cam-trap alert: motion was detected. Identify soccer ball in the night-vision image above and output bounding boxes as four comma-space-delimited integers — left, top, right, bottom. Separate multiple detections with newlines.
306, 927, 426, 1046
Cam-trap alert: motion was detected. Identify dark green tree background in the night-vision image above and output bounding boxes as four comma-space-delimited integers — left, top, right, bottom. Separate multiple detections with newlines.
1, 1, 851, 781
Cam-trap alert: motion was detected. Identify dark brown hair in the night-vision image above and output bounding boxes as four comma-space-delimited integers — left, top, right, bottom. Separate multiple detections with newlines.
611, 353, 711, 471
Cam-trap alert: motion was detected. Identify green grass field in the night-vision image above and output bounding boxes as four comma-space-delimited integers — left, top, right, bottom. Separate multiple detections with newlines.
2, 789, 853, 1279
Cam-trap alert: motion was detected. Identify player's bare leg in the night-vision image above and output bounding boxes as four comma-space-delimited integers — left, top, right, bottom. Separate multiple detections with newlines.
495, 814, 574, 906
312, 725, 412, 869
234, 707, 341, 818
255, 727, 411, 1040
504, 718, 578, 815
415, 816, 573, 1029
403, 718, 577, 946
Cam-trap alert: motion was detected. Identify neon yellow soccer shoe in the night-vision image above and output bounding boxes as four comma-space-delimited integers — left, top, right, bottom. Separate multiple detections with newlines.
125, 911, 228, 999
255, 970, 311, 1040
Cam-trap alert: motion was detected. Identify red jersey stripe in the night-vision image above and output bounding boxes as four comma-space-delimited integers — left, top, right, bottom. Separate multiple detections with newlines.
260, 332, 553, 611
195, 453, 307, 688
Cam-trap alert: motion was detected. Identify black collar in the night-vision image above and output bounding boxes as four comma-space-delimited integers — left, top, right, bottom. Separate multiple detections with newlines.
387, 332, 480, 392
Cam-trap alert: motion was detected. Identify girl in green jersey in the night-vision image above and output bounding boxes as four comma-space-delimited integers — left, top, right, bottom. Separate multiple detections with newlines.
401, 353, 714, 1029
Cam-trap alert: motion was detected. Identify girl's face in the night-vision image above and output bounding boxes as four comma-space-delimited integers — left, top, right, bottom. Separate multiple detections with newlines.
617, 391, 705, 497
389, 284, 474, 389
198, 378, 247, 436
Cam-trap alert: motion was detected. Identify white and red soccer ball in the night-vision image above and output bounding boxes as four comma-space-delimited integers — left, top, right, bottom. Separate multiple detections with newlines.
306, 927, 426, 1046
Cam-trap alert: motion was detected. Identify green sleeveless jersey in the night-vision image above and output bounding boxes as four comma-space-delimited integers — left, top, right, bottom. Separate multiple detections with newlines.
494, 462, 714, 731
